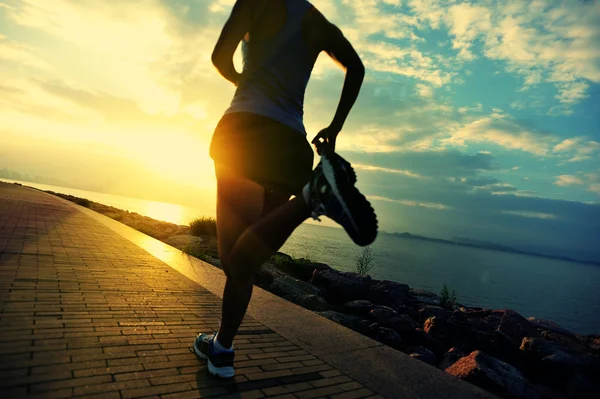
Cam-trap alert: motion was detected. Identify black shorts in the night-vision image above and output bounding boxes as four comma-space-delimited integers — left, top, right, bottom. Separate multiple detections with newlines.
209, 112, 314, 195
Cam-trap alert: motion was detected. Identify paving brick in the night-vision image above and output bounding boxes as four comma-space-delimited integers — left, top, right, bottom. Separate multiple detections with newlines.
310, 375, 353, 388
262, 382, 313, 396
30, 375, 113, 393
295, 385, 344, 399
0, 371, 73, 389
114, 368, 179, 382
72, 378, 150, 396
330, 388, 375, 399
120, 382, 193, 398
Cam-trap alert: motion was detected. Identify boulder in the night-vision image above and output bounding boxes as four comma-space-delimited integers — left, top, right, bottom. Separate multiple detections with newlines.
419, 306, 453, 324
409, 289, 441, 306
367, 280, 411, 309
375, 327, 406, 351
165, 234, 204, 250
410, 346, 438, 366
394, 305, 420, 322
271, 254, 332, 282
439, 347, 465, 370
446, 350, 540, 399
255, 263, 288, 286
459, 307, 493, 319
269, 275, 322, 298
285, 294, 331, 312
497, 310, 541, 345
425, 316, 524, 370
521, 337, 595, 369
371, 308, 419, 332
400, 328, 447, 358
317, 311, 372, 335
566, 372, 600, 398
527, 318, 574, 337
310, 269, 373, 304
342, 300, 376, 318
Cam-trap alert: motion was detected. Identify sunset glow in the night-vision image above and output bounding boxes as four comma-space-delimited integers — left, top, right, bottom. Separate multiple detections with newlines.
1, 0, 599, 261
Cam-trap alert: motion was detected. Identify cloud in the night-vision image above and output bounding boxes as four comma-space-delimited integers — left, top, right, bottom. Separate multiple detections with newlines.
502, 211, 557, 220
554, 175, 585, 186
353, 164, 426, 179
553, 137, 600, 163
0, 35, 50, 70
407, 0, 600, 107
368, 195, 450, 210
345, 149, 498, 179
415, 83, 433, 98
442, 113, 558, 155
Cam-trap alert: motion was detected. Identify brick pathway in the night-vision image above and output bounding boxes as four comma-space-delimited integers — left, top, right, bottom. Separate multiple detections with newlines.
0, 182, 381, 399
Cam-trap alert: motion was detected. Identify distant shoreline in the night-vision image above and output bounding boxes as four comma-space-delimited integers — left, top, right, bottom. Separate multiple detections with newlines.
387, 232, 600, 266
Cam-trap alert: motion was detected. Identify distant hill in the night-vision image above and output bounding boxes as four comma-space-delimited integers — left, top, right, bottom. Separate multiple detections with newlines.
389, 232, 599, 266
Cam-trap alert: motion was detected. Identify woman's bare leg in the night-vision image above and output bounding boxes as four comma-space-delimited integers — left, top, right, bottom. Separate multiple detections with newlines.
215, 167, 310, 348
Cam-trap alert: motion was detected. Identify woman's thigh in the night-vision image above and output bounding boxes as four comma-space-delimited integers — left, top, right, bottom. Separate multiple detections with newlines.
215, 165, 292, 277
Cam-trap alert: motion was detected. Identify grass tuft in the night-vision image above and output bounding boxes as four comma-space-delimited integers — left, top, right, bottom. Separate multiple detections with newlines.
439, 282, 458, 309
355, 245, 376, 276
189, 217, 217, 237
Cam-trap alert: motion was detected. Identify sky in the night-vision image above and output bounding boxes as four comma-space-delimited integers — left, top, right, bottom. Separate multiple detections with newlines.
1, 0, 599, 261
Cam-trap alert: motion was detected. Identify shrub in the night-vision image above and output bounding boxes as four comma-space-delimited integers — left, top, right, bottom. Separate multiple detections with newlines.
439, 283, 458, 309
189, 217, 217, 237
355, 245, 375, 276
182, 242, 212, 262
75, 197, 91, 207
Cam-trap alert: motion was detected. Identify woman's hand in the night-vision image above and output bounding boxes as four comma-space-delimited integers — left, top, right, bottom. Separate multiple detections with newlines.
311, 125, 340, 155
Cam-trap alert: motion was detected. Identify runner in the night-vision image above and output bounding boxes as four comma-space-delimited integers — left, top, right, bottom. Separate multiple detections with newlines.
194, 0, 378, 378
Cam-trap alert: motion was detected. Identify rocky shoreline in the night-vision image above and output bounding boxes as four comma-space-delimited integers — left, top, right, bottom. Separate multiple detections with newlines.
42, 187, 600, 399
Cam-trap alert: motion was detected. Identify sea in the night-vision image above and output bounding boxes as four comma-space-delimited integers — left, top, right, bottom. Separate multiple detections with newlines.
3, 178, 599, 336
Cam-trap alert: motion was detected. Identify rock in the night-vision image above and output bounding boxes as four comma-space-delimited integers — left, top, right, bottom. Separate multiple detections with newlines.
424, 316, 472, 350
342, 300, 376, 318
409, 289, 441, 306
310, 269, 373, 304
270, 275, 322, 298
419, 306, 453, 324
521, 337, 594, 369
367, 280, 411, 310
484, 310, 505, 330
446, 350, 540, 399
165, 234, 203, 250
527, 318, 574, 337
255, 263, 287, 285
375, 327, 406, 351
271, 254, 332, 282
286, 294, 331, 312
520, 337, 600, 393
370, 308, 419, 333
317, 311, 372, 335
566, 372, 600, 399
394, 305, 420, 322
439, 347, 465, 370
400, 328, 447, 358
425, 316, 525, 370
497, 310, 541, 345
410, 346, 438, 366
460, 307, 493, 319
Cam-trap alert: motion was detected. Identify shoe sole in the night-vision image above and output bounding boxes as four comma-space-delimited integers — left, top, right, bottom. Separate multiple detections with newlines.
193, 343, 235, 379
321, 154, 378, 246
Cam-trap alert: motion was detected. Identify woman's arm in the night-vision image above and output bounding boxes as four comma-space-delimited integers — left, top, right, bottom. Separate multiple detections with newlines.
311, 11, 365, 154
211, 0, 257, 86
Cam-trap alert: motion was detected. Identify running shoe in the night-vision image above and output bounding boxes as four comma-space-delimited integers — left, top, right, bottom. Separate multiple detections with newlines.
305, 152, 377, 246
193, 333, 235, 378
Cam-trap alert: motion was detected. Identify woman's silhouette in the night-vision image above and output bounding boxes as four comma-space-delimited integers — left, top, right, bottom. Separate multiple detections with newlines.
193, 0, 377, 378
